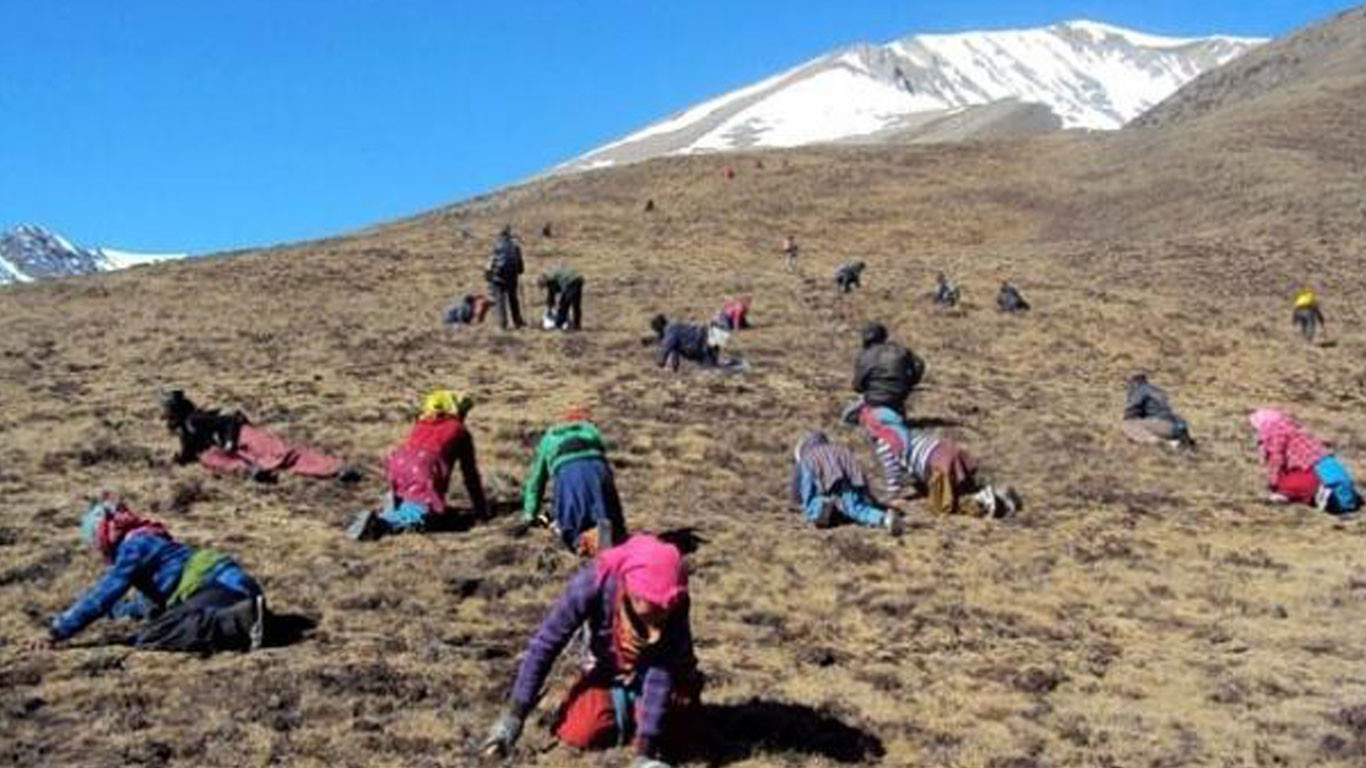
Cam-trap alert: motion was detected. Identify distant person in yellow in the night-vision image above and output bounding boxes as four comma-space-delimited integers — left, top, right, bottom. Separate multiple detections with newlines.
1292, 289, 1326, 343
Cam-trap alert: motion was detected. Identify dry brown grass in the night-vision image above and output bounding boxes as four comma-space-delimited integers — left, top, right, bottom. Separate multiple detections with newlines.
4, 39, 1366, 768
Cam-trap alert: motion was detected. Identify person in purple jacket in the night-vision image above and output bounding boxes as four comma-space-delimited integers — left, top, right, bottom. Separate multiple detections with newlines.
480, 534, 703, 768
26, 496, 266, 653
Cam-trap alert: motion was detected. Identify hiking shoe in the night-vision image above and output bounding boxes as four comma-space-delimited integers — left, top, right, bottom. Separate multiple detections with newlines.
347, 509, 386, 542
882, 509, 905, 537
812, 499, 838, 529
1315, 485, 1333, 513
998, 486, 1022, 518
248, 594, 267, 652
337, 466, 363, 484
249, 467, 278, 485
973, 486, 998, 517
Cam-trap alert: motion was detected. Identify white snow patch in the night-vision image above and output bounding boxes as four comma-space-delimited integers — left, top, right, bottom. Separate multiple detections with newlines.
0, 254, 33, 283
96, 247, 186, 270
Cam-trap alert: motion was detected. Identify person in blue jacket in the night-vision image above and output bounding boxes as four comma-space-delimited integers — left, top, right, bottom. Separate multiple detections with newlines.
27, 496, 266, 653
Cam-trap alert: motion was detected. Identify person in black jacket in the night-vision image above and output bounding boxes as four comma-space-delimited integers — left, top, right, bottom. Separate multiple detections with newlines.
486, 225, 526, 329
650, 314, 722, 372
997, 281, 1029, 313
932, 273, 960, 308
1121, 373, 1194, 448
835, 261, 865, 293
852, 323, 926, 416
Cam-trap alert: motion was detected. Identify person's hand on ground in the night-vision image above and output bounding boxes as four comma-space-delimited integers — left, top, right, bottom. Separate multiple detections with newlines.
24, 636, 56, 652
479, 710, 524, 758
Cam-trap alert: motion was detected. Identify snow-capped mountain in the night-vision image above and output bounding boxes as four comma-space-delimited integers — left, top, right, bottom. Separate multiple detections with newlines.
0, 225, 185, 284
557, 20, 1264, 172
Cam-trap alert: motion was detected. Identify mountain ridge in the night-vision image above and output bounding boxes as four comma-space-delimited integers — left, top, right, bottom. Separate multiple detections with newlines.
554, 19, 1264, 174
0, 224, 186, 285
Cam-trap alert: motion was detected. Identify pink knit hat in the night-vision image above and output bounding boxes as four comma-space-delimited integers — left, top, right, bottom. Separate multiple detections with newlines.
595, 534, 688, 609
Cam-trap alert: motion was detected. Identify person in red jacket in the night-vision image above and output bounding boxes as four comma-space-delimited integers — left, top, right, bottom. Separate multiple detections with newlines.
348, 390, 488, 540
712, 296, 751, 331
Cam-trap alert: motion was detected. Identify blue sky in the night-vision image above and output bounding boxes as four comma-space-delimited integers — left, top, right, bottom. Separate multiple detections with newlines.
0, 1, 1353, 253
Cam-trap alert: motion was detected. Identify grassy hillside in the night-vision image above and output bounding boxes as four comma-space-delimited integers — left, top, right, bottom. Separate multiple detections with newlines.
4, 17, 1366, 767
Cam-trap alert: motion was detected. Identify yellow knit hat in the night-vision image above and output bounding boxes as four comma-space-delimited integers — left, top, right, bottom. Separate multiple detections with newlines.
421, 390, 473, 419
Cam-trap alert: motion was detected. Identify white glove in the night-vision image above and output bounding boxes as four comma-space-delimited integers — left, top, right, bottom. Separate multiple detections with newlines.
479, 711, 524, 757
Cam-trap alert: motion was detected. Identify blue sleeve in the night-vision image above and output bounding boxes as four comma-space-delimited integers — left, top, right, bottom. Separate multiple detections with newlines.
51, 539, 153, 640
635, 600, 697, 751
108, 595, 153, 621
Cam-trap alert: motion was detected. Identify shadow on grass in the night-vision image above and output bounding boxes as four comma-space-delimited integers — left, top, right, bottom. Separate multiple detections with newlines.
693, 698, 885, 766
265, 612, 318, 648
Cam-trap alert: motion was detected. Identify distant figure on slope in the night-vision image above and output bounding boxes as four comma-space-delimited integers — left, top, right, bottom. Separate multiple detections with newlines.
480, 534, 703, 765
644, 198, 656, 213
1292, 288, 1326, 343
650, 314, 724, 372
1249, 408, 1361, 515
723, 164, 736, 181
851, 404, 1019, 517
712, 296, 751, 331
348, 390, 488, 541
852, 323, 926, 417
791, 432, 902, 535
780, 235, 800, 272
834, 261, 865, 294
444, 293, 494, 326
31, 496, 267, 653
162, 390, 358, 484
1121, 373, 1195, 449
541, 266, 585, 331
486, 225, 526, 330
522, 406, 627, 556
542, 222, 554, 238
997, 281, 1029, 313
932, 272, 961, 308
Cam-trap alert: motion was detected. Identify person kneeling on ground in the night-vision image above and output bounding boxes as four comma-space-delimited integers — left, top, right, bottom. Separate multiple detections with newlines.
1292, 288, 1327, 344
997, 281, 1029, 312
348, 390, 488, 540
852, 323, 926, 418
30, 496, 266, 653
445, 293, 494, 326
712, 296, 751, 331
542, 266, 585, 331
834, 261, 865, 293
650, 314, 722, 371
853, 404, 1018, 517
1249, 408, 1362, 515
481, 534, 702, 768
1121, 373, 1195, 449
791, 432, 902, 535
522, 406, 628, 555
932, 273, 961, 308
162, 390, 359, 484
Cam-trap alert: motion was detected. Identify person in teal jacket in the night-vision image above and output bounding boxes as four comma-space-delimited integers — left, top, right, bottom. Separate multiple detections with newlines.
523, 406, 628, 555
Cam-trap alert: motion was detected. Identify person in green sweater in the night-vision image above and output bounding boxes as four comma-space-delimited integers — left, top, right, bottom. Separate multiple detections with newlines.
541, 266, 584, 331
523, 406, 628, 555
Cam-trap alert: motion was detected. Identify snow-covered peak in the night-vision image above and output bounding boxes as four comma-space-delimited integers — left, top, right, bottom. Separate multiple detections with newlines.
555, 20, 1264, 173
0, 224, 187, 285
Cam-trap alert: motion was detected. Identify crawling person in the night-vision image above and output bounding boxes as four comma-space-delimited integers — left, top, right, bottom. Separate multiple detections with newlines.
541, 266, 585, 331
1121, 373, 1195, 449
997, 281, 1030, 312
480, 534, 703, 768
29, 496, 267, 653
1249, 408, 1362, 515
444, 293, 494, 326
348, 390, 488, 540
852, 323, 926, 418
853, 403, 1019, 517
1292, 288, 1327, 343
932, 273, 961, 308
162, 390, 359, 484
834, 261, 865, 293
791, 432, 901, 535
712, 296, 751, 331
522, 406, 628, 555
650, 314, 722, 371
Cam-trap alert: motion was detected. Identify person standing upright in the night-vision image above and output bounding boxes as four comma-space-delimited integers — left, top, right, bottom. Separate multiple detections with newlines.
486, 225, 526, 330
